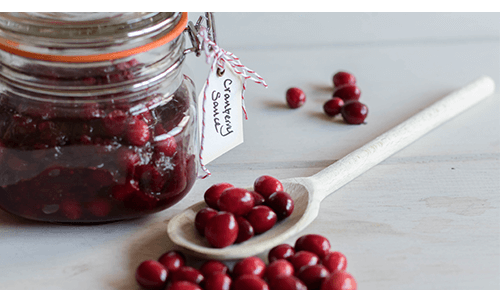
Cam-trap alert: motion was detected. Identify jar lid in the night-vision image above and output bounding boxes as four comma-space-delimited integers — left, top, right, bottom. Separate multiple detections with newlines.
0, 12, 187, 62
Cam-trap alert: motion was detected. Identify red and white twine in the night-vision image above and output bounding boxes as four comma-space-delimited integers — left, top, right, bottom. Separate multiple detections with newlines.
197, 26, 268, 177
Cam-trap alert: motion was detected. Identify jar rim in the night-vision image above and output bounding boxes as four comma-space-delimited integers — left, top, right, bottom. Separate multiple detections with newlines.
0, 12, 188, 63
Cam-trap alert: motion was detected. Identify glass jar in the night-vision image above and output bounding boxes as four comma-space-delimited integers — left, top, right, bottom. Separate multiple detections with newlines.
0, 12, 199, 223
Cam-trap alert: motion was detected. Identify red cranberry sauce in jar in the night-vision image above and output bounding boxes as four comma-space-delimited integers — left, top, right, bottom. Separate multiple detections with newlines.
0, 13, 199, 223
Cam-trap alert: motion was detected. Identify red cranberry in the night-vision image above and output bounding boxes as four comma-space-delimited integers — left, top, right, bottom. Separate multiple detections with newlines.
195, 207, 219, 236
297, 264, 330, 290
232, 275, 269, 290
340, 101, 368, 125
82, 103, 105, 120
246, 205, 277, 234
204, 212, 239, 248
60, 199, 82, 220
200, 260, 230, 278
268, 244, 295, 263
155, 135, 177, 157
103, 109, 128, 136
294, 234, 331, 259
158, 250, 186, 273
111, 180, 140, 201
332, 72, 356, 87
253, 175, 284, 200
250, 191, 265, 206
235, 216, 254, 243
126, 117, 150, 146
285, 87, 306, 109
288, 251, 320, 272
135, 164, 165, 193
264, 259, 294, 282
333, 85, 361, 102
266, 191, 294, 220
204, 183, 235, 209
170, 266, 204, 285
320, 272, 357, 290
86, 198, 111, 217
204, 272, 232, 290
116, 147, 140, 175
169, 281, 203, 290
232, 256, 266, 279
322, 252, 347, 273
267, 275, 307, 290
135, 260, 168, 290
217, 187, 255, 216
323, 98, 344, 117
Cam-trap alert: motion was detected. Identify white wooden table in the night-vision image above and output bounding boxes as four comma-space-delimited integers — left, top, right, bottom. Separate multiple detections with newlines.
0, 12, 499, 290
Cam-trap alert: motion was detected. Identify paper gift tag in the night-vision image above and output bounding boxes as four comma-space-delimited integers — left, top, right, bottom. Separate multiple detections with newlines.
198, 60, 244, 166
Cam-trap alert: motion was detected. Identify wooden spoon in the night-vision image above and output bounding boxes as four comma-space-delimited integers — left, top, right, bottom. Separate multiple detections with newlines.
167, 76, 495, 260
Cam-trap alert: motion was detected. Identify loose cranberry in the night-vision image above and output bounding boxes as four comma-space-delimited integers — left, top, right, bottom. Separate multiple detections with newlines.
264, 259, 294, 283
158, 250, 186, 273
232, 256, 266, 279
155, 135, 177, 157
204, 183, 235, 209
266, 191, 294, 220
60, 199, 82, 220
285, 87, 306, 109
195, 207, 219, 236
103, 109, 128, 136
297, 264, 330, 290
135, 260, 168, 290
200, 260, 230, 278
288, 251, 320, 272
218, 187, 255, 216
253, 175, 284, 200
332, 85, 361, 102
250, 191, 265, 206
204, 212, 239, 248
86, 198, 111, 217
332, 72, 356, 87
268, 244, 295, 263
340, 101, 368, 125
170, 266, 204, 285
204, 272, 232, 290
319, 272, 357, 290
267, 276, 307, 290
235, 216, 254, 243
246, 205, 277, 234
168, 281, 202, 290
322, 252, 347, 273
294, 234, 331, 259
126, 117, 150, 146
231, 275, 269, 290
323, 98, 344, 117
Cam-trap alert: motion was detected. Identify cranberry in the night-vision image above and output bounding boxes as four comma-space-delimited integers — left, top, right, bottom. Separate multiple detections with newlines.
340, 101, 368, 125
126, 117, 150, 146
323, 98, 344, 117
288, 251, 320, 272
332, 72, 356, 87
200, 260, 230, 278
111, 180, 140, 201
169, 281, 203, 290
116, 147, 140, 175
250, 191, 265, 206
235, 216, 255, 243
322, 252, 347, 273
135, 164, 165, 193
319, 272, 357, 290
195, 207, 219, 236
297, 264, 330, 290
232, 275, 269, 290
253, 175, 284, 200
285, 87, 306, 109
204, 183, 234, 209
268, 244, 295, 263
158, 250, 186, 273
267, 275, 307, 290
86, 198, 111, 217
294, 234, 331, 259
204, 212, 239, 248
333, 85, 361, 102
266, 191, 294, 220
204, 272, 232, 290
155, 135, 177, 157
264, 259, 294, 282
135, 260, 168, 290
217, 187, 254, 216
232, 256, 266, 279
103, 109, 128, 136
246, 205, 277, 234
60, 199, 82, 220
170, 266, 204, 285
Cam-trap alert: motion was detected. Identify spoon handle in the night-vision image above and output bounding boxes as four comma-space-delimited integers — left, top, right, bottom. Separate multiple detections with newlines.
309, 76, 495, 201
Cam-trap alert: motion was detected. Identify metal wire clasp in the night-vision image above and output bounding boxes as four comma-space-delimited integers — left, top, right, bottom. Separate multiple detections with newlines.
184, 12, 217, 56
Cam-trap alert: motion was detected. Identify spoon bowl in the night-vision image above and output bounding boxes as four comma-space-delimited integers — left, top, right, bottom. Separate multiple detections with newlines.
168, 76, 495, 260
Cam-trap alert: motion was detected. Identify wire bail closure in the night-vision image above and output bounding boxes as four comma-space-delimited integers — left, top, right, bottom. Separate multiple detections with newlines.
184, 13, 217, 57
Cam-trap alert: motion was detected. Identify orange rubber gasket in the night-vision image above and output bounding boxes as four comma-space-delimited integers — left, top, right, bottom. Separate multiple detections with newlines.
0, 12, 188, 63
